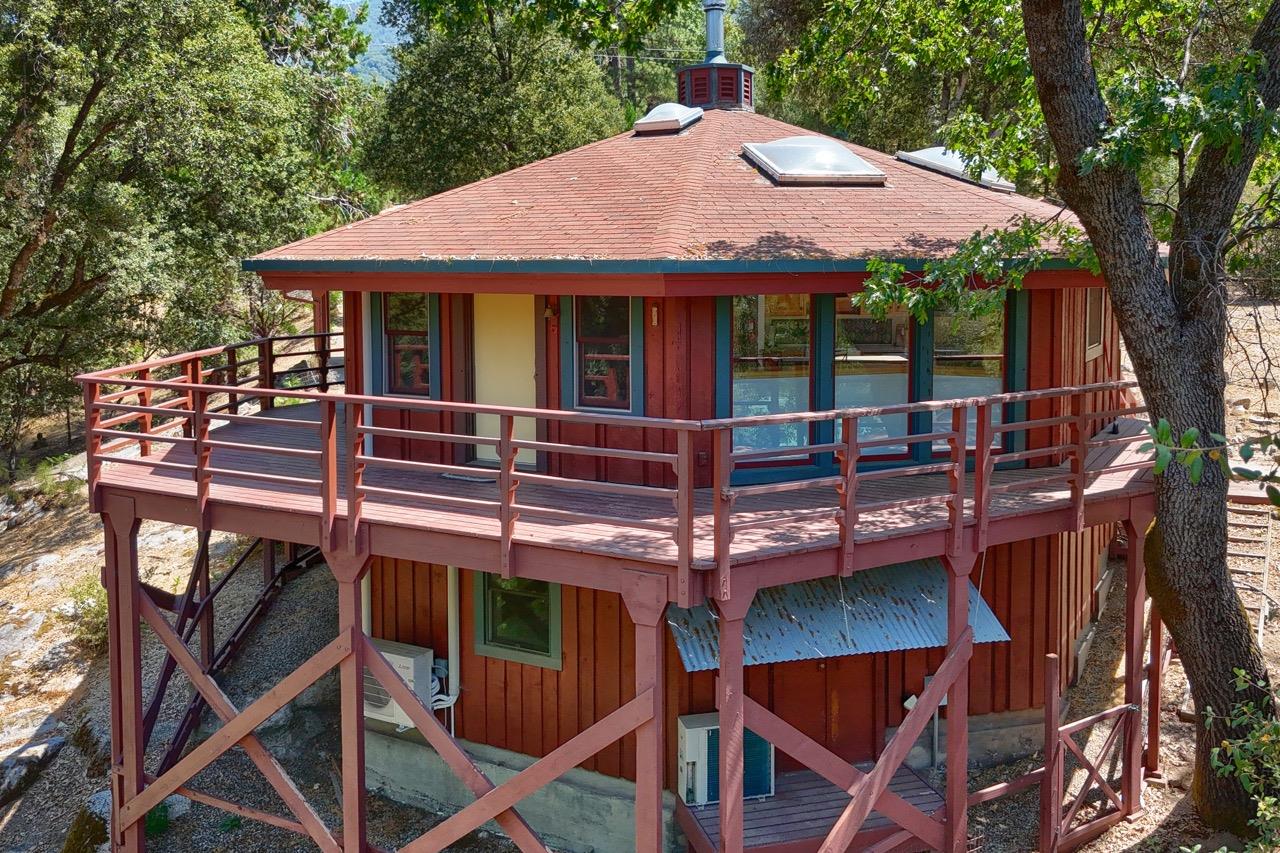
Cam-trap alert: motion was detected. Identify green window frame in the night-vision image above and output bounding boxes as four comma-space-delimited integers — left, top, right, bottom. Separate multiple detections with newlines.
369, 292, 442, 398
474, 574, 563, 670
559, 295, 646, 415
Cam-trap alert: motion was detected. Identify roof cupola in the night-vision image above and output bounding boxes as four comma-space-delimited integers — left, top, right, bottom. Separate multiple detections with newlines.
677, 0, 754, 111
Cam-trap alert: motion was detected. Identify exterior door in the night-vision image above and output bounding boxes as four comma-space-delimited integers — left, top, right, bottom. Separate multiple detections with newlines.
472, 293, 537, 463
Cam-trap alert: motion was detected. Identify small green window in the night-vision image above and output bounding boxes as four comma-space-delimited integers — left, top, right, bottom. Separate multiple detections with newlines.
474, 575, 562, 669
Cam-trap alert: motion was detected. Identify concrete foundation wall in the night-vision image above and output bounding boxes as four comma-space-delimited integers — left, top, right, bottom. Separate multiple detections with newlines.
365, 729, 685, 853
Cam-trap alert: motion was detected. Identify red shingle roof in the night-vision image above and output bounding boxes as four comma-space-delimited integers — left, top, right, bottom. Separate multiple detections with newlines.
248, 110, 1068, 269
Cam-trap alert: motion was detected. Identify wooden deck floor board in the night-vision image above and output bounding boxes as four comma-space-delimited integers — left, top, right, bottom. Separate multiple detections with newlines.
95, 403, 1154, 569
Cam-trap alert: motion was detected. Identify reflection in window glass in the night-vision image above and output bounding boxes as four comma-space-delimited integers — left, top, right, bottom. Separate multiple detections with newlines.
475, 575, 561, 669
576, 296, 631, 409
732, 295, 811, 453
834, 299, 910, 454
385, 293, 430, 395
1085, 288, 1104, 358
933, 310, 1005, 445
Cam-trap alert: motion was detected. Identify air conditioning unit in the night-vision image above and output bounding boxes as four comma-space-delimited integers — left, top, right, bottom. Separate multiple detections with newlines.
677, 713, 775, 806
363, 638, 436, 729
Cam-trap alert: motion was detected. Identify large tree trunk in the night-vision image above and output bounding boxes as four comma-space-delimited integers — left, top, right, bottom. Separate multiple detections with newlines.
1022, 0, 1280, 832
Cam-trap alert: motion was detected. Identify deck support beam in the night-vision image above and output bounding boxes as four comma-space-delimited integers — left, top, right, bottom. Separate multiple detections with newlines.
943, 550, 975, 853
103, 495, 145, 853
1121, 510, 1153, 818
622, 571, 670, 853
715, 582, 757, 853
326, 548, 373, 852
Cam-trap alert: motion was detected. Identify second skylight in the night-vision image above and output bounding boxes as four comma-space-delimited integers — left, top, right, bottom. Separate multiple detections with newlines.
743, 136, 886, 186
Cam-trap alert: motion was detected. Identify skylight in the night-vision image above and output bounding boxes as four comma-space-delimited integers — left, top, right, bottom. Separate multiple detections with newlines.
633, 102, 703, 134
742, 136, 886, 186
895, 147, 1015, 192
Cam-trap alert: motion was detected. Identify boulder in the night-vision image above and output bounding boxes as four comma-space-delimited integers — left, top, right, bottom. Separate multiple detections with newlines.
0, 737, 65, 806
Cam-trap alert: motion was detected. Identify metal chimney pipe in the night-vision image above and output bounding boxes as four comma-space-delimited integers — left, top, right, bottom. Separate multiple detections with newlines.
704, 0, 727, 63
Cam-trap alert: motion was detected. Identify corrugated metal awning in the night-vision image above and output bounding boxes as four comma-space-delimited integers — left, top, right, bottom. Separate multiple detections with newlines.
666, 558, 1010, 672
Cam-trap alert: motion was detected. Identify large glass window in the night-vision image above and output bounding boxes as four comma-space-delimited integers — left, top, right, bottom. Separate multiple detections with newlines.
833, 299, 910, 454
732, 295, 812, 453
932, 309, 1005, 444
575, 295, 632, 409
385, 293, 431, 395
474, 575, 562, 669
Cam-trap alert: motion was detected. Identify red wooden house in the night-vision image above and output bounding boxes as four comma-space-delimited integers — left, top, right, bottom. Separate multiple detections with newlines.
80, 7, 1163, 852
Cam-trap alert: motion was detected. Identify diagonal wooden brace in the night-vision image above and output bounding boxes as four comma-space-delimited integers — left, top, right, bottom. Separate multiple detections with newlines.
400, 691, 654, 853
819, 628, 973, 853
130, 594, 343, 852
743, 697, 945, 851
361, 634, 546, 853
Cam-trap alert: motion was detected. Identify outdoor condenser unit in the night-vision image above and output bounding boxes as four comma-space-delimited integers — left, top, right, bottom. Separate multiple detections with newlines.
677, 713, 775, 806
363, 638, 436, 729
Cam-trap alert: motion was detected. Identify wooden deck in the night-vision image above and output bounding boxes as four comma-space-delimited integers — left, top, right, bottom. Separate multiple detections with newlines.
93, 401, 1154, 571
677, 768, 944, 852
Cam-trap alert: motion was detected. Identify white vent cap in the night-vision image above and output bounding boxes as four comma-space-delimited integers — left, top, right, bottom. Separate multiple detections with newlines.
743, 136, 886, 186
634, 102, 704, 134
895, 147, 1015, 192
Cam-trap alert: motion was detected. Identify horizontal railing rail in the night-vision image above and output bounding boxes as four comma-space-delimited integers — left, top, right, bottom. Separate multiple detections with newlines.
80, 339, 1151, 603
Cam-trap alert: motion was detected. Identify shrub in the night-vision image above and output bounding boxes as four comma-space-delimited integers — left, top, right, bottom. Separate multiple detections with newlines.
1207, 669, 1280, 849
60, 573, 110, 654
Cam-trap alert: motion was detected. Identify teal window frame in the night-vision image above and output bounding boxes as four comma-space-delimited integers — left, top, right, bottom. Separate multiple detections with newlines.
369, 292, 443, 398
559, 296, 646, 415
473, 573, 563, 670
716, 292, 1029, 482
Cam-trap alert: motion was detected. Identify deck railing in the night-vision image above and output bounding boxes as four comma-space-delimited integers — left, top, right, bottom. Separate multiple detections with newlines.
80, 336, 1151, 601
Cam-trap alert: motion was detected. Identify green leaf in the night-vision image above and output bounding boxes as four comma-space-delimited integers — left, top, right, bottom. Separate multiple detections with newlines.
1154, 445, 1173, 475
1189, 453, 1205, 484
1180, 427, 1200, 448
1242, 443, 1255, 462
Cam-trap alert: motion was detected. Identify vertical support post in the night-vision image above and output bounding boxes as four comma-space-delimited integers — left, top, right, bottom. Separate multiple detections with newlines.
326, 549, 371, 853
715, 587, 755, 853
182, 357, 200, 438
623, 572, 669, 853
197, 541, 213, 673
314, 291, 331, 393
1121, 513, 1150, 818
103, 495, 145, 853
1040, 653, 1062, 853
943, 550, 975, 853
837, 415, 859, 576
1146, 604, 1163, 778
138, 367, 153, 457
263, 539, 277, 588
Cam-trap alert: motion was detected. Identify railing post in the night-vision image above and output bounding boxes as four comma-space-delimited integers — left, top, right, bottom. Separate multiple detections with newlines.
84, 382, 102, 513
182, 356, 201, 438
260, 338, 274, 411
193, 386, 211, 527
946, 408, 967, 557
320, 398, 338, 551
346, 402, 366, 554
711, 428, 735, 602
837, 415, 859, 576
1122, 514, 1149, 818
675, 430, 695, 606
973, 403, 991, 552
1041, 653, 1062, 853
226, 346, 240, 416
1069, 392, 1088, 531
138, 368, 153, 457
498, 414, 518, 578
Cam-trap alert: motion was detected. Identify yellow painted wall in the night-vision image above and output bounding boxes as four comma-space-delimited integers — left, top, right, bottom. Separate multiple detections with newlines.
473, 293, 537, 462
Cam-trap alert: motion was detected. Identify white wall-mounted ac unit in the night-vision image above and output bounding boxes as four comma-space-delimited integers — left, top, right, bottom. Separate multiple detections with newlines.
363, 638, 436, 729
677, 713, 775, 806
